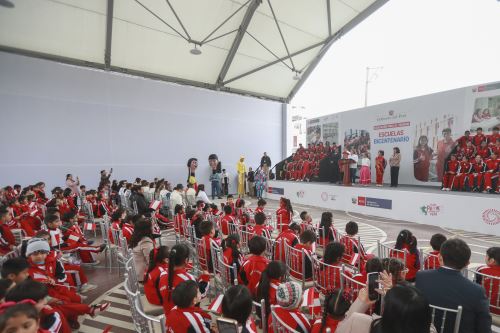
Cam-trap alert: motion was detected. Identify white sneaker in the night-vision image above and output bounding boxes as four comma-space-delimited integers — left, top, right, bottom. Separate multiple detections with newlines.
80, 283, 97, 294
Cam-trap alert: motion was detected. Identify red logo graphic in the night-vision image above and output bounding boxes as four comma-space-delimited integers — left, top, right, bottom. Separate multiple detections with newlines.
482, 209, 500, 225
357, 196, 366, 206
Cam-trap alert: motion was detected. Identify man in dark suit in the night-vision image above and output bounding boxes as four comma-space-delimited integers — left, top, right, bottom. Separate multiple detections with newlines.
415, 238, 492, 333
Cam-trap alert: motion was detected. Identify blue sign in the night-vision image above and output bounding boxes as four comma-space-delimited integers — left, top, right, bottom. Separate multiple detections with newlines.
358, 196, 392, 210
268, 187, 284, 195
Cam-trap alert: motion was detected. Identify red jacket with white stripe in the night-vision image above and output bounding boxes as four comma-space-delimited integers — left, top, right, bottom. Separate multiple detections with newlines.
160, 267, 196, 314
165, 306, 211, 333
144, 263, 168, 306
239, 255, 269, 297
267, 306, 311, 333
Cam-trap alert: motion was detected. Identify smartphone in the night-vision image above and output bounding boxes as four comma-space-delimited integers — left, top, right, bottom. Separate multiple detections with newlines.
367, 272, 380, 301
216, 318, 239, 333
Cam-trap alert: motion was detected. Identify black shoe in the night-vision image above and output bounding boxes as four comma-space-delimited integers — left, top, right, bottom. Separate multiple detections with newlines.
69, 320, 80, 330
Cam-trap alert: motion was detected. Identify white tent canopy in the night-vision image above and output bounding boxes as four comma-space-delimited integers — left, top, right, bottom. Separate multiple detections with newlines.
0, 0, 387, 102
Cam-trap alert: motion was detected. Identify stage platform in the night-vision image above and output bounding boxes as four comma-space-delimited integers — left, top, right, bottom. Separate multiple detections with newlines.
266, 180, 500, 236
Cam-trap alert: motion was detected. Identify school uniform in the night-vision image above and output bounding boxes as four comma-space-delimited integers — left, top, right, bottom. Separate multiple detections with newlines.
220, 214, 235, 236
251, 224, 273, 239
424, 250, 441, 270
160, 267, 196, 314
165, 306, 211, 333
274, 230, 299, 262
144, 263, 169, 305
475, 264, 500, 315
276, 208, 292, 231
267, 306, 311, 333
239, 255, 270, 297
63, 224, 102, 263
292, 243, 313, 280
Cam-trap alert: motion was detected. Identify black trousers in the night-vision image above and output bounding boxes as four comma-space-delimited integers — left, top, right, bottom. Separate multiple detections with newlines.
390, 166, 400, 187
350, 168, 357, 184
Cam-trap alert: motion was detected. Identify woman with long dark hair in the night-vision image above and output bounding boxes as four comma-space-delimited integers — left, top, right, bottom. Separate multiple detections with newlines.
336, 283, 434, 333
129, 218, 154, 283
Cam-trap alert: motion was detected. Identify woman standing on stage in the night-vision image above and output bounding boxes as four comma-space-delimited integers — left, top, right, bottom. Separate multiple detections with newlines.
389, 147, 401, 187
375, 150, 387, 187
359, 153, 371, 186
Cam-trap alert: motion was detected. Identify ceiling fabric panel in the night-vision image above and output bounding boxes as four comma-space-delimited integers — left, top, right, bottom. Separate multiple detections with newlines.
0, 0, 385, 102
0, 0, 106, 63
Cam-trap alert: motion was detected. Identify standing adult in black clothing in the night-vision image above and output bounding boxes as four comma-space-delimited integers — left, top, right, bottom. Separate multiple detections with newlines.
247, 167, 255, 197
129, 185, 149, 215
389, 147, 401, 187
415, 238, 492, 333
330, 146, 341, 183
260, 152, 272, 178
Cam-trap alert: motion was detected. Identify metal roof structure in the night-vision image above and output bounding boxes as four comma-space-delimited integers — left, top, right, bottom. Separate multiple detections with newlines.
0, 0, 388, 102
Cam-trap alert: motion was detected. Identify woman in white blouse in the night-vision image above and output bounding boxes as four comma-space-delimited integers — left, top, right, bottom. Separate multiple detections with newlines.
195, 184, 212, 204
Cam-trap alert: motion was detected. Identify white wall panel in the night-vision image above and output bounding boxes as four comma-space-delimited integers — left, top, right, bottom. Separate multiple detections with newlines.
0, 52, 283, 193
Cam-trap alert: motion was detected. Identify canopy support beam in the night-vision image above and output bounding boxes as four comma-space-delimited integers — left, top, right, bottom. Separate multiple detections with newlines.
286, 0, 389, 103
104, 0, 114, 69
216, 0, 261, 87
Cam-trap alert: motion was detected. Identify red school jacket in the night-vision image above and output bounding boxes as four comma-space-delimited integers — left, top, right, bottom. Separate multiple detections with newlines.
239, 255, 269, 297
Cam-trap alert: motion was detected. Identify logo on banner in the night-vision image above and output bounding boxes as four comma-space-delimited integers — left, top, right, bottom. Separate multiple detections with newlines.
355, 196, 392, 210
376, 110, 407, 123
296, 191, 305, 198
268, 187, 284, 195
482, 209, 500, 225
321, 192, 337, 202
420, 204, 442, 216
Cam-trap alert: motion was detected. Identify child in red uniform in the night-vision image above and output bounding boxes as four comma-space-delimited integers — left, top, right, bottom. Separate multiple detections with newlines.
160, 244, 210, 315
274, 223, 300, 262
251, 212, 273, 238
222, 234, 244, 283
108, 208, 126, 244
226, 195, 236, 216
292, 230, 316, 280
254, 198, 267, 214
221, 285, 258, 333
318, 242, 344, 292
276, 197, 293, 232
424, 233, 447, 270
173, 205, 186, 237
144, 246, 169, 306
220, 205, 235, 236
456, 156, 472, 191
0, 301, 52, 333
165, 280, 211, 333
442, 154, 460, 191
299, 211, 313, 233
483, 152, 499, 193
239, 236, 269, 297
392, 229, 420, 282
312, 289, 351, 333
1, 257, 30, 284
475, 247, 500, 315
256, 261, 287, 316
61, 212, 105, 264
121, 215, 135, 243
340, 221, 372, 270
0, 207, 16, 255
198, 220, 220, 272
318, 212, 338, 247
469, 155, 487, 192
268, 281, 310, 333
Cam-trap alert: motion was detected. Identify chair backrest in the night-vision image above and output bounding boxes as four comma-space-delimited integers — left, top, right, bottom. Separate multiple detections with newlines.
430, 304, 463, 333
422, 251, 440, 270
10, 229, 24, 245
132, 200, 139, 215
253, 299, 267, 333
134, 297, 166, 333
284, 242, 306, 287
212, 247, 237, 292
340, 265, 365, 303
98, 220, 111, 245
339, 235, 363, 268
193, 236, 209, 272
123, 275, 149, 333
183, 221, 195, 245
264, 238, 276, 261
125, 257, 139, 293
465, 268, 500, 313
238, 229, 253, 255
312, 256, 343, 295
84, 202, 95, 221
270, 306, 300, 333
377, 241, 407, 267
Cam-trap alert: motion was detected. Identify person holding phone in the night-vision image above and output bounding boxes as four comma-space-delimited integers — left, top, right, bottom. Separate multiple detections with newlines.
336, 272, 436, 333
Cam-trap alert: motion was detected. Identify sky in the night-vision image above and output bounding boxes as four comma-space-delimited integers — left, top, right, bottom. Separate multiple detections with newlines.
292, 0, 500, 118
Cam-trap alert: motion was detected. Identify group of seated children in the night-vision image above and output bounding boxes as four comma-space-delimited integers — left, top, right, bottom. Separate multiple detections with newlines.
443, 127, 499, 193
282, 142, 338, 182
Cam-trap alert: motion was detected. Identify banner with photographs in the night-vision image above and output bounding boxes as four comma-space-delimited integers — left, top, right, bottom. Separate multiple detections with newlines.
306, 81, 500, 186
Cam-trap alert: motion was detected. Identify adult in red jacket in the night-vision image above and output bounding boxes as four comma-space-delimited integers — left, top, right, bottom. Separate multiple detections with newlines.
457, 130, 472, 148
442, 154, 460, 190
476, 141, 491, 160
472, 127, 486, 147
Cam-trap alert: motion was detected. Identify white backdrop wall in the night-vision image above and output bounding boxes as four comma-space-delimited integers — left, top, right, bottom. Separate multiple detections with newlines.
0, 52, 283, 193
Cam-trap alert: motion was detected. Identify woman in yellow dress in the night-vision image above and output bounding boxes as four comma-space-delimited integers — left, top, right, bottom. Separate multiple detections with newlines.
237, 156, 246, 198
